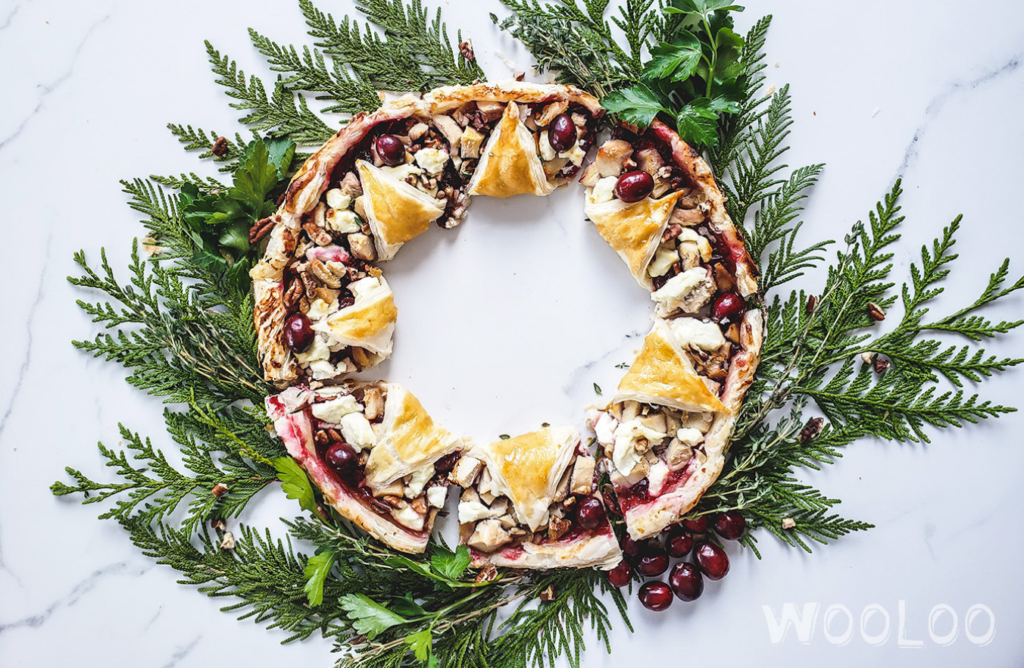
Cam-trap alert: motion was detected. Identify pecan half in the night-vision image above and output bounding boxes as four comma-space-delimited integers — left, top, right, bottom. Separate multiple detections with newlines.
211, 136, 229, 157
303, 220, 333, 247
309, 257, 342, 289
249, 217, 274, 244
283, 276, 304, 309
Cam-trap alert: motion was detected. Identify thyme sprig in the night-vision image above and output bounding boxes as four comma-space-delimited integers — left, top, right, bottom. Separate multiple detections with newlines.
52, 0, 1023, 666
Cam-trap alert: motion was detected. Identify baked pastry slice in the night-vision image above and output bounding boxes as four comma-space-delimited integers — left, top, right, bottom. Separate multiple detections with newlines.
581, 119, 758, 314
583, 121, 764, 540
453, 427, 622, 570
267, 382, 463, 553
425, 81, 604, 208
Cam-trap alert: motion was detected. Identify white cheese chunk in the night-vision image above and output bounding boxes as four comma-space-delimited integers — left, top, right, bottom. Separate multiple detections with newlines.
594, 412, 618, 446
414, 148, 449, 176
589, 176, 618, 204
611, 419, 667, 476
294, 335, 330, 365
340, 413, 376, 451
325, 188, 352, 210
676, 427, 705, 446
559, 142, 585, 166
648, 246, 680, 278
651, 267, 710, 303
668, 317, 726, 351
404, 464, 435, 498
348, 276, 386, 303
647, 460, 671, 497
324, 208, 362, 234
426, 486, 448, 508
458, 500, 499, 524
392, 504, 425, 531
539, 131, 557, 161
679, 228, 713, 262
308, 359, 340, 380
306, 297, 338, 320
310, 394, 362, 424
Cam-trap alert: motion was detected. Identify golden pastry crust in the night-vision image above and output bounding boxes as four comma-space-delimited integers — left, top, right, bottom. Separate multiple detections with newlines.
365, 384, 462, 488
467, 102, 554, 198
313, 278, 398, 356
623, 310, 763, 539
470, 529, 622, 571
250, 97, 428, 385
585, 191, 683, 289
649, 119, 759, 298
468, 427, 578, 532
357, 160, 446, 260
426, 80, 603, 117
614, 319, 730, 414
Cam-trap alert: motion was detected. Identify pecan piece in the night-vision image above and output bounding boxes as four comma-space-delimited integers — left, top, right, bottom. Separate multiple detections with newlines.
409, 497, 428, 515
249, 216, 274, 244
458, 40, 475, 61
548, 516, 572, 541
363, 387, 384, 421
799, 417, 824, 443
211, 136, 229, 157
806, 294, 818, 313
212, 483, 229, 498
351, 347, 371, 370
539, 585, 556, 602
867, 302, 886, 321
661, 224, 683, 243
873, 356, 890, 375
309, 257, 342, 289
283, 276, 304, 310
303, 220, 333, 247
474, 564, 499, 584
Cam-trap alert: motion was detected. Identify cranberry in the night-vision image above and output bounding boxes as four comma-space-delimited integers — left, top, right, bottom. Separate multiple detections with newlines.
712, 292, 746, 322
666, 528, 694, 558
694, 542, 730, 580
681, 516, 709, 533
575, 497, 607, 530
548, 113, 577, 153
614, 171, 654, 203
638, 581, 673, 611
325, 442, 358, 477
713, 511, 747, 540
433, 452, 460, 473
621, 534, 641, 561
606, 560, 633, 588
669, 562, 704, 601
339, 296, 355, 310
635, 544, 669, 577
284, 313, 314, 352
375, 134, 406, 166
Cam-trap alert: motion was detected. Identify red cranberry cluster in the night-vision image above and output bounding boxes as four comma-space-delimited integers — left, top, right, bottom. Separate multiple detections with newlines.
607, 511, 746, 611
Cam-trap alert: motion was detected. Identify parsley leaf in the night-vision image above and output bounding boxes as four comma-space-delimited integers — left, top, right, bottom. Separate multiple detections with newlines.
273, 456, 317, 514
666, 0, 744, 20
405, 629, 433, 661
391, 593, 427, 618
302, 548, 336, 607
594, 383, 603, 395
338, 594, 408, 640
643, 33, 703, 83
601, 84, 671, 126
676, 98, 724, 146
430, 544, 470, 580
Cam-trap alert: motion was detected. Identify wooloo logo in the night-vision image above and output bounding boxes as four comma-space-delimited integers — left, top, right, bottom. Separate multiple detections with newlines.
761, 601, 996, 647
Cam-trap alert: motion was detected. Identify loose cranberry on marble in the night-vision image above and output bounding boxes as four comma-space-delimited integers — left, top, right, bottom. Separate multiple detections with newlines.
548, 113, 577, 153
621, 534, 641, 561
669, 562, 705, 602
638, 581, 673, 611
713, 511, 747, 540
575, 496, 607, 530
325, 442, 358, 477
614, 170, 654, 203
607, 559, 633, 588
375, 134, 406, 166
681, 516, 709, 534
635, 544, 670, 577
711, 292, 746, 322
284, 312, 314, 352
694, 542, 730, 580
666, 527, 694, 558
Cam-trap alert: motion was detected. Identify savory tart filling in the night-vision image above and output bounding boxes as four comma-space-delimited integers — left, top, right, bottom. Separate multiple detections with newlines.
582, 120, 764, 540
454, 427, 621, 570
426, 82, 603, 204
266, 382, 463, 553
582, 123, 755, 319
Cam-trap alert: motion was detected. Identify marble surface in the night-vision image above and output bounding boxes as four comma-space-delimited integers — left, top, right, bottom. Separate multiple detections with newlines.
2, 0, 1024, 666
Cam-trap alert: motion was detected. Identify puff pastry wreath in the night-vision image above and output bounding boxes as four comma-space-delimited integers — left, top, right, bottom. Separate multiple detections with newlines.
252, 81, 762, 567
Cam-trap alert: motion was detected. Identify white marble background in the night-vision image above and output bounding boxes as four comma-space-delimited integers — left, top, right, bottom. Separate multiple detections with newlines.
2, 0, 1024, 666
